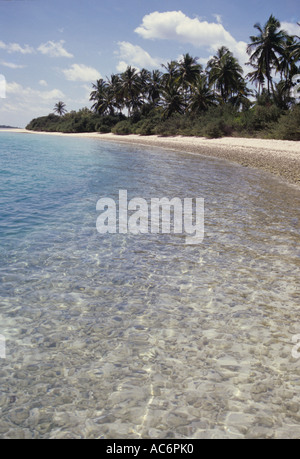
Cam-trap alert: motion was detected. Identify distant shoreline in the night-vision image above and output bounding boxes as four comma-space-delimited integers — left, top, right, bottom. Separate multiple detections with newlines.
0, 126, 21, 130
1, 129, 300, 188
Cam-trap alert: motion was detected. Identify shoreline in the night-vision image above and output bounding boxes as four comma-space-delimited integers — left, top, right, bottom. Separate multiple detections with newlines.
1, 129, 300, 187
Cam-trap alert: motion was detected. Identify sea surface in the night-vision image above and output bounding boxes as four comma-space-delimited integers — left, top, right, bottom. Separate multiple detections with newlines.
0, 132, 300, 439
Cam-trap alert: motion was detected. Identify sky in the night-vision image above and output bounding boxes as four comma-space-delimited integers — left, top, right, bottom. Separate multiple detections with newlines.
0, 0, 299, 127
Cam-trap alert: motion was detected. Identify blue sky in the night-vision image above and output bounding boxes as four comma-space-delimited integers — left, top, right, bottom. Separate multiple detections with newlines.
0, 0, 299, 127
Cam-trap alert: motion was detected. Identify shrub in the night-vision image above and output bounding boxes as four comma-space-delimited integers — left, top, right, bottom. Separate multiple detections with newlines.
240, 104, 281, 132
204, 121, 224, 138
134, 119, 158, 135
97, 124, 111, 133
25, 101, 298, 140
111, 120, 132, 135
155, 121, 178, 136
271, 104, 300, 140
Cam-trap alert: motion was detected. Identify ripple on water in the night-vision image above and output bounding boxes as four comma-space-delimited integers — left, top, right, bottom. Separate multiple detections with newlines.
0, 133, 300, 438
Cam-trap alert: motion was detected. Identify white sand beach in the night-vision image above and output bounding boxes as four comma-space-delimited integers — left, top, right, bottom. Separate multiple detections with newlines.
1, 129, 300, 186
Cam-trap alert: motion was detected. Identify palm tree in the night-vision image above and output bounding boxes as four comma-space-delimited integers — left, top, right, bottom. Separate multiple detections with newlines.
290, 37, 300, 64
178, 53, 202, 105
207, 47, 244, 103
188, 74, 217, 113
272, 80, 294, 110
247, 15, 288, 95
246, 62, 266, 94
147, 70, 163, 106
161, 83, 185, 119
106, 74, 123, 114
118, 66, 143, 116
54, 101, 67, 116
278, 36, 300, 84
138, 68, 151, 104
90, 79, 112, 115
229, 78, 254, 111
161, 61, 180, 90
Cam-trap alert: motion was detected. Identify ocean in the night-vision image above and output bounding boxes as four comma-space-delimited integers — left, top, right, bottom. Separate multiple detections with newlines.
0, 132, 300, 438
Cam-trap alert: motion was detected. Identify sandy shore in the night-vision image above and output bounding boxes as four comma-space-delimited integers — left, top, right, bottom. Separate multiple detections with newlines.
1, 129, 300, 186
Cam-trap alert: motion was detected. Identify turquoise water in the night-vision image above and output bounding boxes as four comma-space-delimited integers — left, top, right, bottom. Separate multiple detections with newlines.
1, 132, 300, 438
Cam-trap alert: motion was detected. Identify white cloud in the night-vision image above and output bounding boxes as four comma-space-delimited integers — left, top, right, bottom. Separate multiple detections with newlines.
213, 14, 222, 24
39, 80, 48, 87
41, 88, 65, 100
281, 22, 300, 36
62, 63, 101, 82
116, 60, 129, 73
37, 40, 73, 58
0, 40, 34, 54
135, 11, 248, 65
0, 39, 73, 58
1, 61, 26, 69
6, 81, 65, 101
116, 41, 163, 71
1, 81, 67, 126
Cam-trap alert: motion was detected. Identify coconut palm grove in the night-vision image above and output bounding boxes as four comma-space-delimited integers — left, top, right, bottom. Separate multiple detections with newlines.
26, 15, 300, 140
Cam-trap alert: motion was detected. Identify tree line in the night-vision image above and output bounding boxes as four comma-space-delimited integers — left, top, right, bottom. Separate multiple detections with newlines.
29, 15, 299, 139
86, 15, 299, 118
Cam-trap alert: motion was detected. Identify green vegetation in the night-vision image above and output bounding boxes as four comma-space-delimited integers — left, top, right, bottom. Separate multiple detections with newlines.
26, 15, 300, 140
26, 109, 126, 133
53, 101, 67, 116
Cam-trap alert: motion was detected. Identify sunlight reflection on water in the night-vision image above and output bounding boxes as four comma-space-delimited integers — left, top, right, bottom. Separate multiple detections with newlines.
0, 133, 300, 438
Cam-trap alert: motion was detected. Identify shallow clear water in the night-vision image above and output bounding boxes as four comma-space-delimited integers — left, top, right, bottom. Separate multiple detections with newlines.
0, 132, 300, 438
